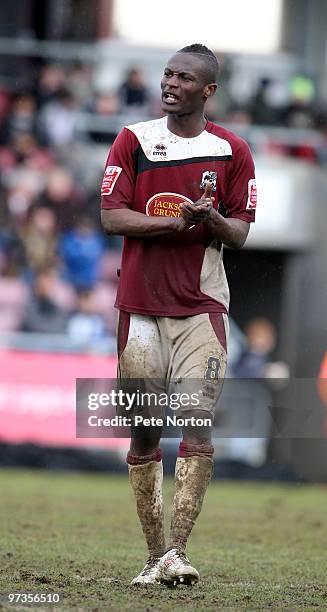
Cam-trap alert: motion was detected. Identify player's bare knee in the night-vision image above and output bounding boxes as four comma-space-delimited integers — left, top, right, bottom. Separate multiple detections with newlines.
129, 425, 162, 459
181, 408, 213, 444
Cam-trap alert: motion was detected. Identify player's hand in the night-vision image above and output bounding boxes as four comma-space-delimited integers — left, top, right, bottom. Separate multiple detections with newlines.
180, 183, 215, 224
175, 216, 194, 232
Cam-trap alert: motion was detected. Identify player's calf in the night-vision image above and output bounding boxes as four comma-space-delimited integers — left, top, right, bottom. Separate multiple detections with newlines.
159, 436, 213, 585
127, 447, 166, 585
168, 439, 214, 552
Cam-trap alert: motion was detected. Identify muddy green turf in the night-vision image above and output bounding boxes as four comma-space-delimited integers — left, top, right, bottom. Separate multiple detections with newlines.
0, 469, 326, 611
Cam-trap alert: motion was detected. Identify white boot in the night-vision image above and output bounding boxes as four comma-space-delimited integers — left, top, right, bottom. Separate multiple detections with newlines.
131, 556, 162, 585
159, 548, 200, 586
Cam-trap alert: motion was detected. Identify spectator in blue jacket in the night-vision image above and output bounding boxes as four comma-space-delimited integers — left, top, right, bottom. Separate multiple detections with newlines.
60, 216, 105, 290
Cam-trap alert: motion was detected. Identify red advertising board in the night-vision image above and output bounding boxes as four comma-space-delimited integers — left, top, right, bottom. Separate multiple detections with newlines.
318, 352, 327, 437
0, 350, 125, 448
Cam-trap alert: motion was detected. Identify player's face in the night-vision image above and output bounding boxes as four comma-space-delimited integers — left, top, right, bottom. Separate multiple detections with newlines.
161, 53, 215, 116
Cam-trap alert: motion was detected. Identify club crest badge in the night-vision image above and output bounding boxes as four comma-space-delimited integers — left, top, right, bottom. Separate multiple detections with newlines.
200, 171, 217, 191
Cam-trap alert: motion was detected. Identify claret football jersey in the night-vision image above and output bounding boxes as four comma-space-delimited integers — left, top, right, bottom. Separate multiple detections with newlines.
101, 116, 256, 316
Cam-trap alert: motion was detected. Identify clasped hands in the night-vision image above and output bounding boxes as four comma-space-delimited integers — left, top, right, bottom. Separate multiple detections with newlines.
178, 183, 215, 231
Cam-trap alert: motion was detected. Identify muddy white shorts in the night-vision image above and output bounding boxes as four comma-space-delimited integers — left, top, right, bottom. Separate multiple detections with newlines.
117, 311, 228, 417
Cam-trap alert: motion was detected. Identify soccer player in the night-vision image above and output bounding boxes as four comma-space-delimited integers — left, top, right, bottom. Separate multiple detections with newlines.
101, 44, 257, 585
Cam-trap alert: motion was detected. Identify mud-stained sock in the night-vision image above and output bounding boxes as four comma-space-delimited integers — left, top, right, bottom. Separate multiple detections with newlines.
168, 453, 213, 552
127, 450, 165, 559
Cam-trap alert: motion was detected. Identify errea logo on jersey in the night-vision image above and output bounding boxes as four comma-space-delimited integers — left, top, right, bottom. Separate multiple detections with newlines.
152, 143, 167, 157
146, 192, 193, 218
101, 166, 122, 196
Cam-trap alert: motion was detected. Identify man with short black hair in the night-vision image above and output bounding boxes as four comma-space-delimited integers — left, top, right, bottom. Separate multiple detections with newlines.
101, 43, 257, 586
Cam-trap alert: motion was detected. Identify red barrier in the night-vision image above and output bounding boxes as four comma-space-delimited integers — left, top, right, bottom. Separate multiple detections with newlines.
0, 350, 124, 448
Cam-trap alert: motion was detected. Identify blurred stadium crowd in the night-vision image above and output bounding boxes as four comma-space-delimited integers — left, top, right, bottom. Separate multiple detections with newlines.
0, 63, 122, 342
0, 60, 326, 344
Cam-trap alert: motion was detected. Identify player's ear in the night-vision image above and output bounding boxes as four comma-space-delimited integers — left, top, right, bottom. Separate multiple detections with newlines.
204, 83, 217, 99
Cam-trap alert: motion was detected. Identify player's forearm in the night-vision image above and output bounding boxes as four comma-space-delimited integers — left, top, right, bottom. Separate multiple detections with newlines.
204, 210, 249, 249
101, 208, 183, 238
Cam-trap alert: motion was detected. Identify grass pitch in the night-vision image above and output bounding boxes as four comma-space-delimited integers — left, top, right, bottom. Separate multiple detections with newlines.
0, 469, 327, 611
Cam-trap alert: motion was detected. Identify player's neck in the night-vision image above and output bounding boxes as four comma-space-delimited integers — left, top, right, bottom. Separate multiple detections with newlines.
166, 113, 207, 138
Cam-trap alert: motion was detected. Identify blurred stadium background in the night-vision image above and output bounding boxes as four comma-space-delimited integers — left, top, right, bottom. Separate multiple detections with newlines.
0, 0, 327, 482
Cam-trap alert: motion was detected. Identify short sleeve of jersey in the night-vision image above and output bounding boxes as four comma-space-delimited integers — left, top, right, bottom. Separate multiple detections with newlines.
101, 128, 137, 210
224, 138, 257, 223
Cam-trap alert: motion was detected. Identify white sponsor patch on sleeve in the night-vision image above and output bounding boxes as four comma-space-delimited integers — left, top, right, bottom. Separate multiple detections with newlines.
246, 178, 257, 210
101, 166, 122, 196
